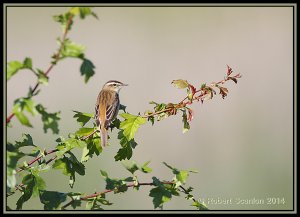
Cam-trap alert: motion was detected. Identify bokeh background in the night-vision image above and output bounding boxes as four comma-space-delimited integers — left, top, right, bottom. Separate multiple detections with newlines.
6, 6, 294, 210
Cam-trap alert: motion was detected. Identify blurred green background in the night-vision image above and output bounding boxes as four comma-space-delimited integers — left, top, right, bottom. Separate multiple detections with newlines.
6, 6, 293, 210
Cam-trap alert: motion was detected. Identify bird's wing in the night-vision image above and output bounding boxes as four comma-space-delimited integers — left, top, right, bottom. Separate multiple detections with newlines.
94, 103, 100, 127
105, 93, 119, 128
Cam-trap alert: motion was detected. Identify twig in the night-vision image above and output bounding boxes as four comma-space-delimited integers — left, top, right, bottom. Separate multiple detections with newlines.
16, 149, 58, 173
61, 181, 174, 210
6, 14, 74, 125
80, 129, 98, 140
143, 71, 241, 119
179, 185, 197, 203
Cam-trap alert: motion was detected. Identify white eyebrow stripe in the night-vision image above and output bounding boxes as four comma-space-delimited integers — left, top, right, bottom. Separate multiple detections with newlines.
105, 81, 123, 86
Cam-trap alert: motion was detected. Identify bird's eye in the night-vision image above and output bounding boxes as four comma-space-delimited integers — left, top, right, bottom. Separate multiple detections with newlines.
113, 84, 117, 86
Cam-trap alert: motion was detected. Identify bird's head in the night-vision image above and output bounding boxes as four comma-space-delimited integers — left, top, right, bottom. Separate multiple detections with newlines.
103, 80, 128, 92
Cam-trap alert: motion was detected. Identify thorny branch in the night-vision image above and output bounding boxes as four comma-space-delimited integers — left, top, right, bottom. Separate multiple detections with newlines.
61, 181, 175, 210
143, 66, 241, 120
6, 14, 74, 125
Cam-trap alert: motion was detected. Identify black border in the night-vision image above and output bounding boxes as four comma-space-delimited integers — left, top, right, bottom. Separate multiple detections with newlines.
4, 3, 296, 213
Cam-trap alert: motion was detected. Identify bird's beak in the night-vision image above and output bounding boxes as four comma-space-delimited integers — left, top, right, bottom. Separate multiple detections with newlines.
122, 83, 129, 86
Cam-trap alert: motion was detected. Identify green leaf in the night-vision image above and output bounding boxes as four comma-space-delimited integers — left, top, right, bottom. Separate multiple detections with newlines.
80, 58, 95, 83
52, 158, 71, 176
15, 97, 37, 116
100, 170, 108, 178
122, 160, 139, 174
119, 104, 127, 113
114, 146, 133, 161
61, 39, 85, 58
72, 110, 93, 127
39, 190, 68, 210
7, 151, 25, 188
148, 116, 155, 125
114, 130, 137, 161
86, 198, 103, 210
7, 61, 23, 80
7, 57, 33, 80
82, 132, 102, 160
79, 7, 97, 19
163, 162, 196, 188
16, 173, 46, 208
13, 108, 32, 127
149, 177, 178, 209
109, 118, 121, 130
52, 153, 85, 188
80, 146, 90, 162
15, 134, 36, 149
68, 152, 85, 176
154, 103, 166, 112
16, 176, 35, 210
182, 109, 190, 133
69, 7, 98, 19
149, 187, 171, 209
12, 97, 38, 127
36, 104, 61, 134
32, 175, 46, 197
192, 201, 209, 210
56, 137, 85, 157
101, 172, 132, 194
119, 113, 146, 141
36, 69, 49, 85
85, 194, 112, 210
23, 57, 33, 69
75, 127, 95, 136
53, 12, 73, 32
122, 160, 153, 174
141, 161, 153, 173
7, 135, 36, 188
171, 79, 189, 89
176, 170, 189, 185
69, 7, 80, 16
66, 192, 82, 209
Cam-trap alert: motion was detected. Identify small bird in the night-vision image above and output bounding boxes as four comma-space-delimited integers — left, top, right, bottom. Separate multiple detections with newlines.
95, 80, 128, 147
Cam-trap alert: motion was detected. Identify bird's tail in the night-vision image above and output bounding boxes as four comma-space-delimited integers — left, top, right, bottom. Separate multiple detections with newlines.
100, 127, 108, 147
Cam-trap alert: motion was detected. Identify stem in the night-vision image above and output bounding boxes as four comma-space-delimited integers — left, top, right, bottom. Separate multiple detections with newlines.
143, 72, 241, 119
15, 125, 94, 175
6, 14, 74, 125
80, 129, 98, 140
61, 181, 174, 209
16, 149, 58, 173
179, 185, 197, 203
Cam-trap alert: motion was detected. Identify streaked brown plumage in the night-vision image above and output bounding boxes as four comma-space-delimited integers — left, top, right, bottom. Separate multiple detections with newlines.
95, 80, 127, 147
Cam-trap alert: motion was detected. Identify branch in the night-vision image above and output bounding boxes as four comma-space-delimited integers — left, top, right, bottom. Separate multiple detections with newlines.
143, 67, 242, 119
15, 128, 96, 175
61, 181, 174, 210
6, 14, 74, 125
179, 185, 197, 203
16, 149, 58, 173
79, 129, 98, 140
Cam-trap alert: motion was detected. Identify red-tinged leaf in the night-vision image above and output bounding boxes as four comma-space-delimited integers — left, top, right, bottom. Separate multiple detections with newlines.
188, 84, 197, 95
228, 77, 238, 84
227, 65, 233, 76
187, 108, 194, 122
235, 73, 242, 78
210, 91, 214, 99
219, 86, 229, 99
